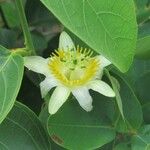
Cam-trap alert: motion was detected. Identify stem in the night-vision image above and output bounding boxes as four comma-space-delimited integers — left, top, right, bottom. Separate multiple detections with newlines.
15, 0, 35, 54
12, 48, 30, 56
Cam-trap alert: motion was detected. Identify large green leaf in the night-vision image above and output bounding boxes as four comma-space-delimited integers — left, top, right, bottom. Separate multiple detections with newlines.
40, 0, 137, 72
39, 106, 66, 150
0, 102, 51, 150
47, 94, 116, 150
111, 71, 143, 133
0, 46, 24, 123
131, 125, 150, 150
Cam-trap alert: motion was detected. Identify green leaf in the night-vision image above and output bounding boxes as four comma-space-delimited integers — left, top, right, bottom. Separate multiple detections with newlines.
135, 71, 150, 104
40, 0, 137, 72
135, 0, 150, 23
99, 144, 113, 150
114, 143, 131, 150
0, 102, 51, 150
124, 59, 150, 123
134, 0, 148, 8
39, 106, 65, 150
0, 45, 10, 56
51, 141, 65, 150
47, 95, 116, 150
138, 22, 150, 38
39, 105, 49, 129
131, 125, 150, 150
136, 22, 150, 59
112, 71, 143, 133
125, 59, 150, 85
0, 46, 24, 123
1, 1, 20, 28
136, 36, 150, 59
142, 103, 150, 124
131, 70, 150, 124
125, 59, 150, 105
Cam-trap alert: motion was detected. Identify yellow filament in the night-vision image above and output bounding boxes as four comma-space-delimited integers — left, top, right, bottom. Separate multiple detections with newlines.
49, 48, 99, 87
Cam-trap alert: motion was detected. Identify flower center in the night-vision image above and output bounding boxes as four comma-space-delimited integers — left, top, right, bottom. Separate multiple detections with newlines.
48, 47, 100, 88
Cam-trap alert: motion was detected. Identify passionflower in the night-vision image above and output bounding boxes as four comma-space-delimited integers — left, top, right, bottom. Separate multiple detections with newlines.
24, 32, 115, 114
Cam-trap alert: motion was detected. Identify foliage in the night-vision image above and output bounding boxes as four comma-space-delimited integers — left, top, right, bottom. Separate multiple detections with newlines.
0, 0, 150, 149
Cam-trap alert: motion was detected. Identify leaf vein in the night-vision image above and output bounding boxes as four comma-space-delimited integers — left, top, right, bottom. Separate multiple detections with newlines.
6, 117, 41, 150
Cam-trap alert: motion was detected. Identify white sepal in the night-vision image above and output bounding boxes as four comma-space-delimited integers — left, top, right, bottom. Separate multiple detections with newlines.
88, 80, 115, 97
59, 31, 75, 50
48, 86, 70, 114
24, 56, 50, 76
40, 77, 57, 98
72, 87, 93, 112
97, 55, 111, 68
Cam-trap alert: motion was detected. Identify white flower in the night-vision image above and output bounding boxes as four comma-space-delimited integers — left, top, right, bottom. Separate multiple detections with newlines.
24, 32, 115, 115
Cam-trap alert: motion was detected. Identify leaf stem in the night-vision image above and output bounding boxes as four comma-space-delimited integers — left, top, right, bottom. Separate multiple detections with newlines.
15, 0, 35, 55
12, 48, 30, 56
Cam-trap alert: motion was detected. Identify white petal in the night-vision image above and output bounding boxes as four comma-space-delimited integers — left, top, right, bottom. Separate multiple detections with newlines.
97, 55, 111, 68
48, 86, 70, 115
88, 80, 115, 97
24, 56, 50, 76
95, 68, 103, 79
59, 31, 75, 50
72, 87, 93, 112
40, 77, 57, 98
